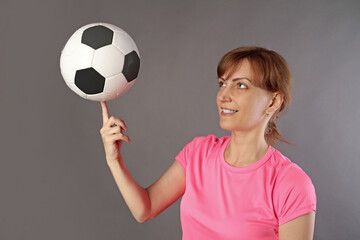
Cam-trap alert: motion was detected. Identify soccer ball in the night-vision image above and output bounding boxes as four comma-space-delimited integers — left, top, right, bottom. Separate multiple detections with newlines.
60, 23, 140, 101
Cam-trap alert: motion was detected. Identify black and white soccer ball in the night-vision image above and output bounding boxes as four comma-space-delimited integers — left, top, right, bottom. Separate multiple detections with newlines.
60, 23, 140, 101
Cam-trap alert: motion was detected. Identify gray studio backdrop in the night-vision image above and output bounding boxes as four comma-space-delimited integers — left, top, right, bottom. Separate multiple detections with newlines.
1, 0, 359, 239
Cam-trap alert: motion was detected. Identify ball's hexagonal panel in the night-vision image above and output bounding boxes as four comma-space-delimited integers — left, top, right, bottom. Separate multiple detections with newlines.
92, 45, 125, 78
75, 68, 105, 94
103, 73, 128, 96
71, 45, 94, 69
61, 42, 94, 68
113, 31, 136, 55
123, 51, 140, 82
81, 25, 114, 50
60, 44, 94, 85
60, 54, 76, 85
117, 79, 135, 97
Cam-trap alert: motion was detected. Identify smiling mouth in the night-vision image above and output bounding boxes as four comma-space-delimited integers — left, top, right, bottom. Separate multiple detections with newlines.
221, 109, 238, 113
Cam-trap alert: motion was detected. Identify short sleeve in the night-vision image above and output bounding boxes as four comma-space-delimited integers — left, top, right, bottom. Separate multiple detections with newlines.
175, 136, 198, 172
274, 164, 317, 225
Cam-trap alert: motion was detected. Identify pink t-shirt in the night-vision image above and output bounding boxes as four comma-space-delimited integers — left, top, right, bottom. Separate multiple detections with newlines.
175, 134, 317, 240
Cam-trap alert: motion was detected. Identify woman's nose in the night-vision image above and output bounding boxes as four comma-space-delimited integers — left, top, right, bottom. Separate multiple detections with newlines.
217, 87, 231, 102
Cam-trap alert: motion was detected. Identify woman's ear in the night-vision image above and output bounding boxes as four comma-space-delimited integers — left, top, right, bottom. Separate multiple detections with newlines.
268, 92, 283, 112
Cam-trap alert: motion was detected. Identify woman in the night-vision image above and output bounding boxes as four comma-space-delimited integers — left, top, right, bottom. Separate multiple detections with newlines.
99, 46, 317, 240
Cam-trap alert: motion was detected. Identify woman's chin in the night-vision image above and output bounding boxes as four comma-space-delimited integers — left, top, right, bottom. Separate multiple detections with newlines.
219, 124, 234, 131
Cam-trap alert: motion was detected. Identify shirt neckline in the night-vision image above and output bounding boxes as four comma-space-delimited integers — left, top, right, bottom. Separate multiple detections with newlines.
220, 136, 275, 173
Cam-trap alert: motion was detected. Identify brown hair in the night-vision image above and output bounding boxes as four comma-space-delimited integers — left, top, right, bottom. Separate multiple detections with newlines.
217, 46, 295, 147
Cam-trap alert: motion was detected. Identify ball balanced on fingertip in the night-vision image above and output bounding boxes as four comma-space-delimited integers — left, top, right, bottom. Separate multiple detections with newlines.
60, 22, 140, 101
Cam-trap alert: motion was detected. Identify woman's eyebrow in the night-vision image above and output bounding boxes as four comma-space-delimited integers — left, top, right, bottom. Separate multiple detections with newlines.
218, 77, 252, 83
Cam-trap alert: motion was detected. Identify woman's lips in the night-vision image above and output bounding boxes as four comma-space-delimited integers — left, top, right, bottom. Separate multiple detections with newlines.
221, 111, 238, 116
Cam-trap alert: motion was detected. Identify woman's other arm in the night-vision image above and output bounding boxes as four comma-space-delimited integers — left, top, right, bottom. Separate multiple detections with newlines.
279, 211, 316, 240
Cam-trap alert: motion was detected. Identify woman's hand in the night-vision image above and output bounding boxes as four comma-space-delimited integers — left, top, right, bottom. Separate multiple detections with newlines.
100, 101, 130, 164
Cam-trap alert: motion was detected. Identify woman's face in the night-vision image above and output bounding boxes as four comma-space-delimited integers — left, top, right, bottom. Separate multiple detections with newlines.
216, 59, 275, 132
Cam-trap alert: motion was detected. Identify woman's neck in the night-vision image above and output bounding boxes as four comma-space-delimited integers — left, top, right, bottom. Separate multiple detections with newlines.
225, 132, 269, 167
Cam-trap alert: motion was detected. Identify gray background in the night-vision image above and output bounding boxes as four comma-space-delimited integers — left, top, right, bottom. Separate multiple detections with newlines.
1, 0, 359, 239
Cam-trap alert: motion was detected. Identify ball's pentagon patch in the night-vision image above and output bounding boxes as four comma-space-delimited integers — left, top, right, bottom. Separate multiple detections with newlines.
81, 25, 114, 50
75, 68, 105, 94
122, 51, 140, 82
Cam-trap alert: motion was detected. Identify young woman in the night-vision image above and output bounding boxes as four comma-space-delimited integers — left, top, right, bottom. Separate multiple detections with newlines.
99, 46, 317, 240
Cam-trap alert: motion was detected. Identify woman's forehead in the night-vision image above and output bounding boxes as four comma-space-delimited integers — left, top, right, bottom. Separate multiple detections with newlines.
221, 59, 253, 80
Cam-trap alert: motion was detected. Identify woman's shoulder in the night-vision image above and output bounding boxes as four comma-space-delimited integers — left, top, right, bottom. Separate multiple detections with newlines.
271, 149, 317, 222
184, 134, 228, 155
271, 149, 314, 186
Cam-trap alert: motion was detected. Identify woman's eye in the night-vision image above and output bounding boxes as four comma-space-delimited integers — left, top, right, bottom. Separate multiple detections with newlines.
218, 82, 247, 89
238, 83, 247, 89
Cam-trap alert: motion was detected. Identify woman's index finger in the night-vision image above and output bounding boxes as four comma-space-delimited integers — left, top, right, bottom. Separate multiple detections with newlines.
100, 101, 110, 124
